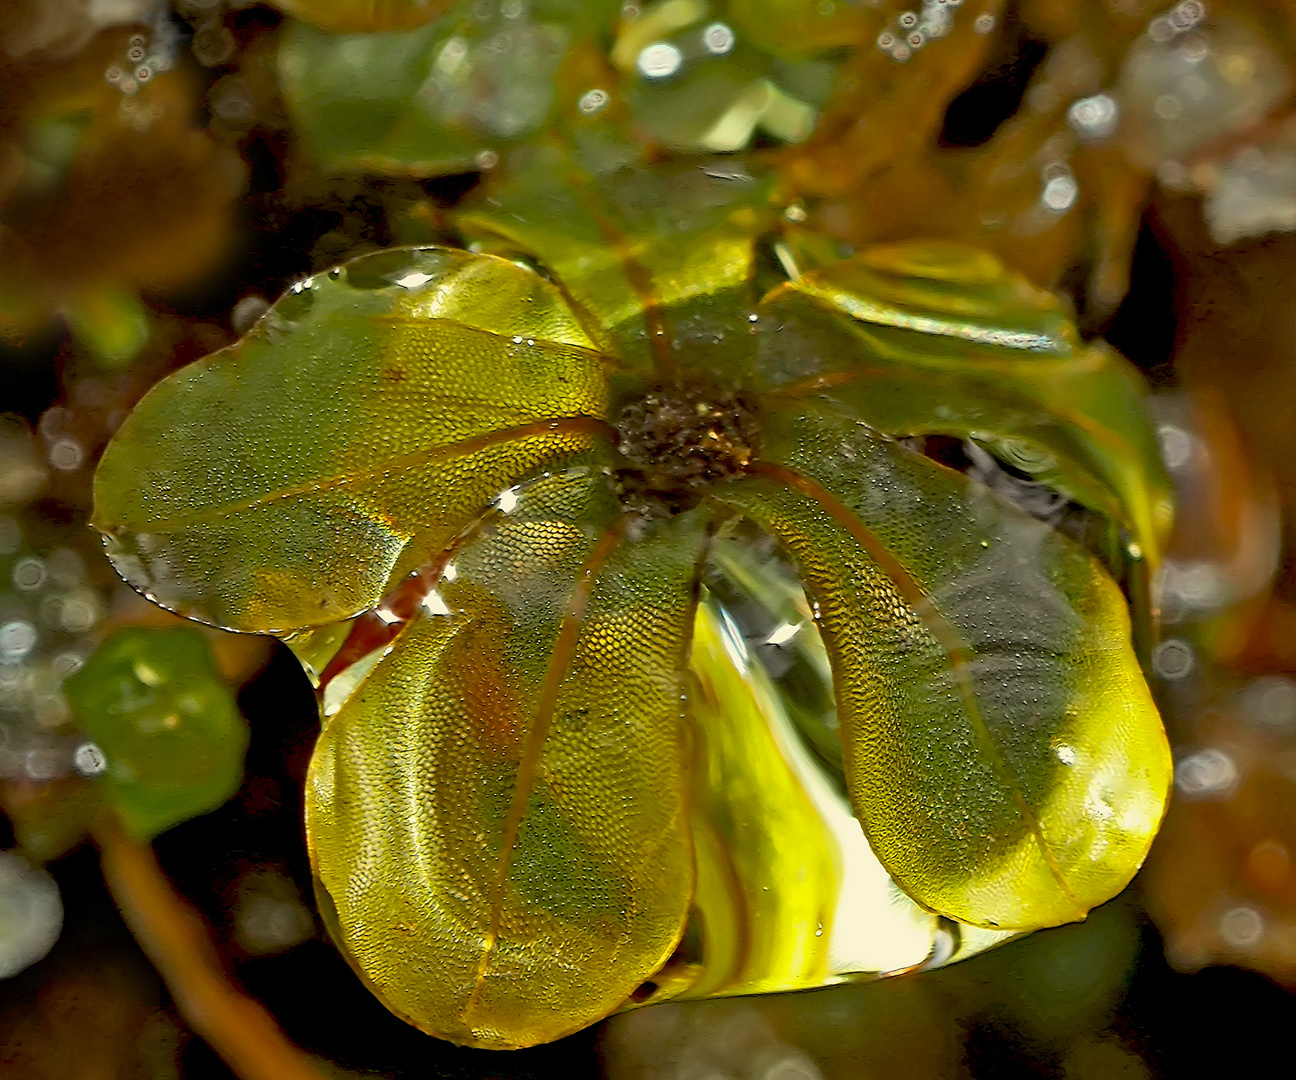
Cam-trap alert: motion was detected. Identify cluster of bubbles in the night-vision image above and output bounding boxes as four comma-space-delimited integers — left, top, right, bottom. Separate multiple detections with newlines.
875, 0, 965, 64
104, 8, 182, 98
1164, 670, 1296, 964
633, 18, 736, 82
0, 413, 115, 788
1119, 1, 1290, 174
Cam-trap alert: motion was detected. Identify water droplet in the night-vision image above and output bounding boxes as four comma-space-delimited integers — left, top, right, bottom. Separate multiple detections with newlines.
1067, 93, 1119, 140
0, 621, 36, 662
637, 42, 683, 80
1156, 422, 1195, 470
73, 742, 107, 777
48, 438, 83, 472
1175, 746, 1237, 797
1239, 675, 1296, 729
1218, 904, 1264, 948
578, 88, 609, 115
1041, 173, 1079, 212
232, 295, 269, 335
1152, 637, 1195, 679
12, 557, 46, 592
702, 22, 735, 56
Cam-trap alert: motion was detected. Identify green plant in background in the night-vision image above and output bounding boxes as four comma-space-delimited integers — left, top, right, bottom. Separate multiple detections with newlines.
91, 129, 1173, 1046
63, 627, 248, 841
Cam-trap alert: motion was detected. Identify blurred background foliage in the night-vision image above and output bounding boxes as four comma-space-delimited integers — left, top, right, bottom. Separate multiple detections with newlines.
4, 0, 1296, 1076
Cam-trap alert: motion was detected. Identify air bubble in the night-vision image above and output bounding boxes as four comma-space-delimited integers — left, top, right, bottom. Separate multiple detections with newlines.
1041, 173, 1079, 212
1067, 93, 1119, 140
0, 621, 36, 662
637, 42, 683, 80
1218, 904, 1264, 948
1152, 637, 1194, 679
48, 439, 83, 473
13, 558, 46, 592
702, 22, 735, 56
1175, 747, 1236, 797
578, 88, 609, 115
73, 742, 107, 777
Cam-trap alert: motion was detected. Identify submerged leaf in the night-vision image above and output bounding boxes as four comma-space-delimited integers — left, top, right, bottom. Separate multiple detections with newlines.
92, 247, 612, 633
308, 472, 703, 1047
713, 405, 1172, 929
93, 221, 1169, 1045
458, 145, 777, 373
753, 242, 1173, 564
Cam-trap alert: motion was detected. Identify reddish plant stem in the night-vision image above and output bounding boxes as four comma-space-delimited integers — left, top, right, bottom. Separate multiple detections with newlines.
94, 816, 330, 1080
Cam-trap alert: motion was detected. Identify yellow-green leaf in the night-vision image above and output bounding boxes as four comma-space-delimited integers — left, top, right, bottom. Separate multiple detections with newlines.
754, 242, 1173, 565
712, 404, 1171, 930
457, 145, 777, 373
308, 470, 704, 1047
92, 247, 613, 633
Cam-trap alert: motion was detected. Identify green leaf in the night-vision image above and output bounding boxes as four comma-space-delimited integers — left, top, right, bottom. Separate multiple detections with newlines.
92, 247, 613, 633
307, 471, 704, 1047
90, 218, 1171, 1045
63, 627, 248, 841
457, 145, 778, 373
278, 2, 622, 176
607, 3, 837, 151
712, 404, 1172, 930
752, 242, 1174, 565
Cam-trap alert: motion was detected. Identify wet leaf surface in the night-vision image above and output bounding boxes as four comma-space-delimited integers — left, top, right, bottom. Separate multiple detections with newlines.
94, 207, 1168, 1042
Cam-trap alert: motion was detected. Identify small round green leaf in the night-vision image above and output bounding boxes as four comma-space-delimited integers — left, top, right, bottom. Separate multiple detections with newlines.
64, 628, 248, 840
